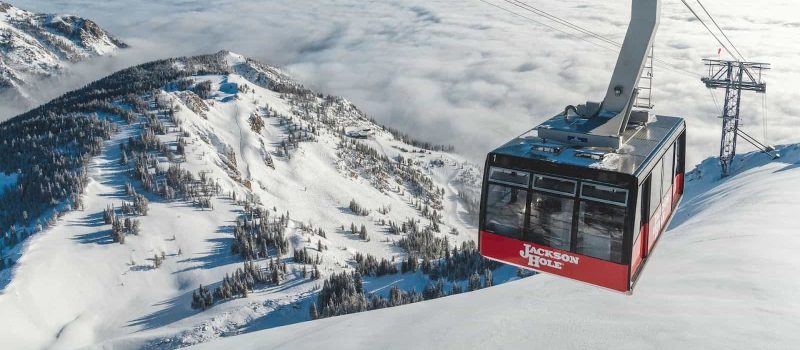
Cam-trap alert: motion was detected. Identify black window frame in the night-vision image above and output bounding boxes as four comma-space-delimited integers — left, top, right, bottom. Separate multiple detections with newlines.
579, 182, 629, 207
488, 166, 531, 188
532, 174, 577, 196
483, 182, 530, 239
481, 154, 637, 265
527, 188, 577, 252
574, 199, 628, 264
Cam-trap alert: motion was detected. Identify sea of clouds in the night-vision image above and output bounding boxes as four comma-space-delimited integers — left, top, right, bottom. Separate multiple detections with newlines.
4, 0, 798, 167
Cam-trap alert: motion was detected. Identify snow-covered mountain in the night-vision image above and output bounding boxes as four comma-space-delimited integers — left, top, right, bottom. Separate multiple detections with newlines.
3, 47, 794, 350
0, 1, 126, 105
193, 144, 800, 350
0, 51, 496, 349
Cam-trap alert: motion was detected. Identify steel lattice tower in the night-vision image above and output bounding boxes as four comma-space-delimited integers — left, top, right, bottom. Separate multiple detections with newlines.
702, 59, 769, 176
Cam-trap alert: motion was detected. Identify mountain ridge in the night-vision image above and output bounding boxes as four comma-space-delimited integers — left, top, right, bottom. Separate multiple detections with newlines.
0, 50, 491, 350
0, 1, 126, 109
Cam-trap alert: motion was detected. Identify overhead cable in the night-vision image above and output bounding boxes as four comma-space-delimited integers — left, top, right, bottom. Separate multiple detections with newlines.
481, 0, 701, 78
679, 0, 738, 61
695, 0, 746, 61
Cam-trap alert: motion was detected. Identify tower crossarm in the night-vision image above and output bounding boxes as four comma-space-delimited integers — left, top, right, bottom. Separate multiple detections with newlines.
701, 59, 770, 176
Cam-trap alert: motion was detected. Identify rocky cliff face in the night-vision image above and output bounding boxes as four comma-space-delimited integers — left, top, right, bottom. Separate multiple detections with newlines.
0, 1, 126, 104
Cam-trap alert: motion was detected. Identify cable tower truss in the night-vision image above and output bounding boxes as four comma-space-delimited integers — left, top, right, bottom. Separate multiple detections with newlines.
701, 59, 776, 176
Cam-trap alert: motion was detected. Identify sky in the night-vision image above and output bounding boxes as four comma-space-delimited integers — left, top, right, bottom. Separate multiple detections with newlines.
4, 0, 799, 166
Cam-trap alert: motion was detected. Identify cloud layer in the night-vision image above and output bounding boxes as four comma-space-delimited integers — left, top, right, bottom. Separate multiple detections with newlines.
5, 0, 799, 167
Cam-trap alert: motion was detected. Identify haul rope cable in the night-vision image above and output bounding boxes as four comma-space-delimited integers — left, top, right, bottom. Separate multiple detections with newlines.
694, 0, 746, 61
679, 0, 738, 61
478, 0, 700, 78
502, 0, 702, 78
685, 0, 772, 148
478, 0, 763, 132
476, 0, 619, 53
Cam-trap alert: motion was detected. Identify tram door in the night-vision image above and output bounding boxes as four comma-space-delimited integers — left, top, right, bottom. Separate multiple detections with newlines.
634, 176, 652, 276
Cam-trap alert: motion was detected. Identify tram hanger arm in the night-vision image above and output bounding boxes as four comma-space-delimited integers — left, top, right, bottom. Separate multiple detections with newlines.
571, 0, 661, 137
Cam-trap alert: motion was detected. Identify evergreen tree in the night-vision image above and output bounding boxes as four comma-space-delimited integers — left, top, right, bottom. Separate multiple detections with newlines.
354, 272, 363, 294
468, 271, 481, 291
359, 224, 368, 240
309, 303, 319, 320
484, 268, 494, 288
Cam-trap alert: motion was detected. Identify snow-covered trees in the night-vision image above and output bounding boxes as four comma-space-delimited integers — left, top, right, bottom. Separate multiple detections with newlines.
293, 248, 321, 265
412, 240, 499, 283
191, 260, 277, 310
484, 268, 494, 288
249, 113, 265, 134
103, 205, 115, 224
422, 279, 446, 300
124, 141, 220, 208
0, 112, 113, 250
314, 271, 461, 319
110, 216, 140, 243
0, 52, 251, 252
120, 194, 149, 216
348, 199, 370, 216
309, 303, 319, 320
468, 272, 482, 292
353, 252, 397, 277
231, 208, 289, 260
398, 220, 447, 259
316, 271, 369, 317
191, 284, 214, 310
193, 81, 213, 99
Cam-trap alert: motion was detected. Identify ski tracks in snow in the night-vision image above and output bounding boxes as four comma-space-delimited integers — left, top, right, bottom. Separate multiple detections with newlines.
233, 105, 252, 181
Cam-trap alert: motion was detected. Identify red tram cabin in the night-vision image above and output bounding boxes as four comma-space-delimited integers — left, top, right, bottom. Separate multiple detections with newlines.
478, 113, 686, 293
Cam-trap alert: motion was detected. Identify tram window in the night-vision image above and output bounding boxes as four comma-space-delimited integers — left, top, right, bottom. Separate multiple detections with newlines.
484, 184, 527, 239
649, 159, 663, 217
663, 144, 675, 196
489, 167, 530, 188
529, 192, 574, 251
576, 201, 626, 263
533, 175, 576, 195
580, 183, 628, 206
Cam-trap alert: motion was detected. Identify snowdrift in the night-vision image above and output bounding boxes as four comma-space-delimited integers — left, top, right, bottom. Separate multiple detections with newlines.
195, 144, 800, 349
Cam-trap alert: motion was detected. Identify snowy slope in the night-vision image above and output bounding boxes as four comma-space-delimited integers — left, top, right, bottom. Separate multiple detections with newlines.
0, 1, 126, 104
0, 52, 488, 349
194, 145, 800, 349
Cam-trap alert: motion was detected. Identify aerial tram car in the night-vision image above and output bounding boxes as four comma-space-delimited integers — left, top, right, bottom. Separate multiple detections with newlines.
478, 0, 685, 293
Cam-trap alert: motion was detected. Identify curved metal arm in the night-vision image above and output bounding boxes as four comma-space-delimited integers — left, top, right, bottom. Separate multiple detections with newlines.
603, 0, 661, 114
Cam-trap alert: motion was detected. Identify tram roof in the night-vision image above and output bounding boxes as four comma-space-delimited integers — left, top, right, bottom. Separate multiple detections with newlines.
491, 114, 684, 177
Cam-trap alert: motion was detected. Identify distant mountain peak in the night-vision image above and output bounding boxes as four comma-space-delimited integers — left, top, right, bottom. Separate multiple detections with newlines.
217, 50, 247, 66
0, 1, 126, 109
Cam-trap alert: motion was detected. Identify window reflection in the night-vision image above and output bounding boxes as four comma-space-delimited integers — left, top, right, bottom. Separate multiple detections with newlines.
485, 184, 526, 239
649, 159, 663, 217
489, 167, 530, 187
576, 202, 625, 263
529, 192, 573, 251
533, 175, 576, 195
581, 183, 627, 205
